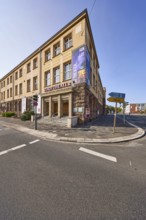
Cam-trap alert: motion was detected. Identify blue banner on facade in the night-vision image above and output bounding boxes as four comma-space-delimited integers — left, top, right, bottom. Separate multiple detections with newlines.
72, 45, 90, 85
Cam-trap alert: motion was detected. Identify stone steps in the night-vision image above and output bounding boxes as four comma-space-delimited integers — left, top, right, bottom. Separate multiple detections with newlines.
38, 116, 68, 127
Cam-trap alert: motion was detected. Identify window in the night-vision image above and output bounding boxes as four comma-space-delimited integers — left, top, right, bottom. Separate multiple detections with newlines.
19, 83, 23, 95
54, 42, 60, 56
10, 76, 13, 83
27, 79, 31, 92
53, 67, 60, 84
64, 62, 71, 80
15, 72, 18, 80
3, 81, 5, 87
64, 34, 72, 50
3, 91, 5, 99
33, 58, 38, 69
19, 68, 23, 78
45, 71, 51, 86
10, 88, 12, 97
93, 75, 95, 89
7, 89, 9, 98
45, 49, 51, 61
33, 76, 38, 90
7, 78, 9, 85
1, 82, 3, 88
27, 63, 31, 73
1, 93, 3, 100
15, 85, 18, 96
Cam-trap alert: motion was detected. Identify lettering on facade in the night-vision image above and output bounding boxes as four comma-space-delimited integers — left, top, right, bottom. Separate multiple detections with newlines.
44, 82, 72, 92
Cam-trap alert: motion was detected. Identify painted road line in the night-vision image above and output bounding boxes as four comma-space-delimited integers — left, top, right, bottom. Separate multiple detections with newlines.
0, 144, 27, 156
79, 147, 117, 163
29, 139, 40, 144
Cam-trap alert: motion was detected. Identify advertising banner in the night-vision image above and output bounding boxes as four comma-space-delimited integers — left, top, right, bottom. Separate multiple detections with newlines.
21, 97, 26, 113
72, 45, 90, 85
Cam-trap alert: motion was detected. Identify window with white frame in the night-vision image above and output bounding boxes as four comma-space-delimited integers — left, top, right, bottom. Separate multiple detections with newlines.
64, 34, 72, 50
53, 67, 60, 84
45, 49, 51, 61
64, 62, 71, 81
45, 70, 51, 86
15, 72, 18, 80
54, 42, 60, 56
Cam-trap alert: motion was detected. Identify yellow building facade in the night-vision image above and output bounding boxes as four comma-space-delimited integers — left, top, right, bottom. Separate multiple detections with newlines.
0, 9, 106, 124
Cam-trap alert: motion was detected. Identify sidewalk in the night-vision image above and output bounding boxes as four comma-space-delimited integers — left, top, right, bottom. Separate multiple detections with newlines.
0, 115, 145, 143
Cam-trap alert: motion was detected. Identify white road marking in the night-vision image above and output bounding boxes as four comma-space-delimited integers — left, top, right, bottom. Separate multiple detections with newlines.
79, 147, 117, 163
29, 139, 40, 144
0, 144, 26, 156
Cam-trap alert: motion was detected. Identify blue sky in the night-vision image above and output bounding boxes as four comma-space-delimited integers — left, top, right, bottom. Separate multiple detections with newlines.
0, 0, 146, 104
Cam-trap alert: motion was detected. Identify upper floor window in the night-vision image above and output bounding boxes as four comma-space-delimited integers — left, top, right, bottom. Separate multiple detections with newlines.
33, 76, 38, 90
27, 79, 31, 92
19, 83, 23, 95
64, 34, 72, 50
53, 66, 60, 84
19, 68, 23, 78
64, 62, 71, 81
3, 91, 5, 99
15, 72, 18, 80
53, 42, 60, 56
33, 58, 38, 69
10, 88, 12, 97
3, 81, 5, 87
7, 78, 9, 85
45, 70, 51, 87
10, 75, 13, 83
15, 85, 18, 96
45, 49, 51, 62
1, 82, 3, 88
27, 63, 31, 73
7, 89, 9, 98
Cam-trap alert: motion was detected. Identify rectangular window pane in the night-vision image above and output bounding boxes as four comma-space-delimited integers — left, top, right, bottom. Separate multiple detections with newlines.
64, 62, 71, 80
54, 67, 60, 83
45, 71, 51, 86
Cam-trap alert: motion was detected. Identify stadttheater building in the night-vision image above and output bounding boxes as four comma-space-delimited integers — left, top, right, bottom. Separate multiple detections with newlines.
0, 9, 106, 124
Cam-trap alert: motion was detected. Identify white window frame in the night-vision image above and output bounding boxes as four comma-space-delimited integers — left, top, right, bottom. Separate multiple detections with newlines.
54, 67, 60, 84
64, 35, 72, 50
64, 62, 71, 80
54, 43, 60, 56
45, 71, 51, 86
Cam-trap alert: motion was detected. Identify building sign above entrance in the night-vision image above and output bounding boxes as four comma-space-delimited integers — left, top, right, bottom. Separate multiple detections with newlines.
44, 82, 72, 92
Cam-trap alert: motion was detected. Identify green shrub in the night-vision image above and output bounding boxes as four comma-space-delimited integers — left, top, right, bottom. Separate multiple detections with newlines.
2, 112, 16, 117
20, 111, 33, 121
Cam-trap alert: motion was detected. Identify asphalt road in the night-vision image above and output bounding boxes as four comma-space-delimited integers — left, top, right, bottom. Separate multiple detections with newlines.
0, 116, 146, 220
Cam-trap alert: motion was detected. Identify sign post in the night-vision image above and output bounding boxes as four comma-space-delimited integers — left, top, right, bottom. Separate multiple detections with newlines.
33, 95, 38, 130
113, 102, 117, 133
108, 92, 126, 133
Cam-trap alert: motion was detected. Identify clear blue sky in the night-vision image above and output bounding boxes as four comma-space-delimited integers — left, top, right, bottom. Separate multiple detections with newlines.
0, 0, 146, 104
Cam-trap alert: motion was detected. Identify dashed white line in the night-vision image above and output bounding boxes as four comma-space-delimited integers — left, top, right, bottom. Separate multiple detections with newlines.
79, 147, 117, 163
0, 144, 26, 156
29, 139, 40, 144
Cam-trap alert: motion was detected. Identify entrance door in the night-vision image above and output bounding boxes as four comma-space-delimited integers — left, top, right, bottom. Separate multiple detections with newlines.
63, 101, 69, 116
54, 102, 58, 116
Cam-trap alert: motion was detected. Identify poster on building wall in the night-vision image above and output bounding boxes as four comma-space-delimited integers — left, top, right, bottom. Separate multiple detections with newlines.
37, 94, 41, 114
86, 47, 90, 86
21, 97, 26, 113
72, 45, 90, 85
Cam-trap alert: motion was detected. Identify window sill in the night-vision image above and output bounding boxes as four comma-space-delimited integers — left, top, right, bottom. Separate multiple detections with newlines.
62, 45, 73, 52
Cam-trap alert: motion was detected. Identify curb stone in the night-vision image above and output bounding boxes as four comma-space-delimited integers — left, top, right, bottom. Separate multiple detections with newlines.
0, 119, 145, 144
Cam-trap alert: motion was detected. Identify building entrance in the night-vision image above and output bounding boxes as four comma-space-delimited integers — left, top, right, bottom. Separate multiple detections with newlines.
63, 101, 69, 116
54, 102, 58, 116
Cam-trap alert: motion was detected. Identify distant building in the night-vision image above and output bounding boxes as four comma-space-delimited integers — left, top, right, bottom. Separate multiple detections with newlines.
0, 9, 105, 124
126, 103, 146, 114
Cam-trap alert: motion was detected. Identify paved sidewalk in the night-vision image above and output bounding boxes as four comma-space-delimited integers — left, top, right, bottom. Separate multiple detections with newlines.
0, 115, 145, 143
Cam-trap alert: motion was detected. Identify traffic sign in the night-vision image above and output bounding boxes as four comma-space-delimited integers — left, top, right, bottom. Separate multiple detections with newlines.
107, 97, 125, 103
109, 92, 125, 99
